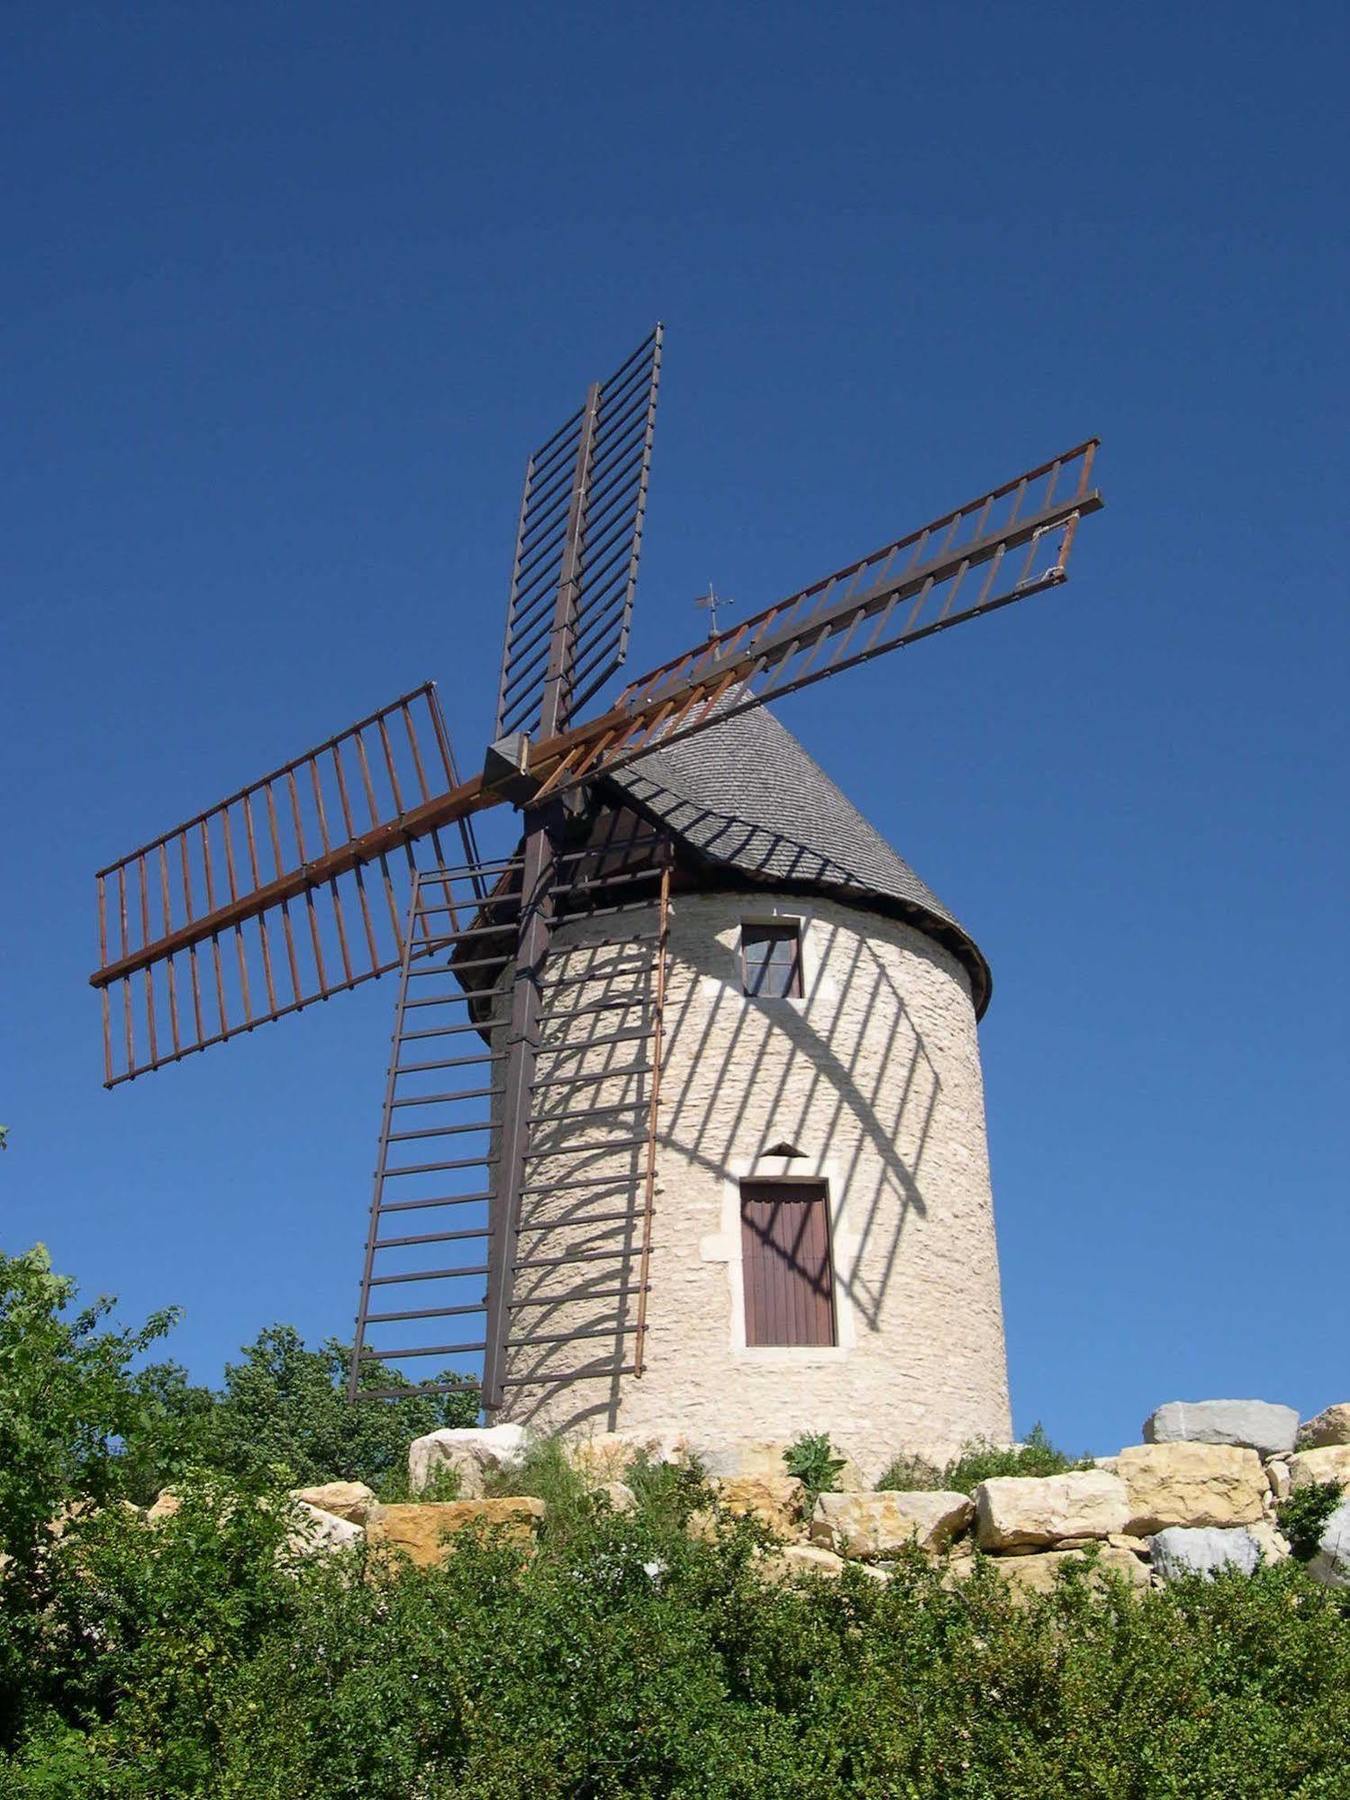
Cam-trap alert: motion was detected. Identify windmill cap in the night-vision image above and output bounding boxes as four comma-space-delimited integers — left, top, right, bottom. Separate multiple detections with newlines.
603, 698, 991, 1017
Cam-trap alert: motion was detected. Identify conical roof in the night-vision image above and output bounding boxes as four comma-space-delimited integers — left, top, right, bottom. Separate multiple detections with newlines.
602, 701, 991, 1016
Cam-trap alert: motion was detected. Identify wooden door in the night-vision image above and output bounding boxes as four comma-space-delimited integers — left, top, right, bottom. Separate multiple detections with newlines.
739, 1181, 836, 1347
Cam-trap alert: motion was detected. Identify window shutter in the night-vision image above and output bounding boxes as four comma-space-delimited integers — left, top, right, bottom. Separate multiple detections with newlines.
739, 1181, 836, 1347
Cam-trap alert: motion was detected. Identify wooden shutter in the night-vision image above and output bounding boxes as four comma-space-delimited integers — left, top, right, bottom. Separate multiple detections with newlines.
739, 1181, 836, 1347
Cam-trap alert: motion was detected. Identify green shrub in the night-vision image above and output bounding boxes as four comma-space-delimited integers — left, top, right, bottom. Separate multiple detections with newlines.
482, 1434, 596, 1540
877, 1422, 1091, 1495
943, 1422, 1093, 1493
625, 1450, 710, 1535
4, 1245, 1349, 1797
1278, 1478, 1346, 1561
8, 1500, 1350, 1798
872, 1449, 944, 1491
782, 1432, 846, 1506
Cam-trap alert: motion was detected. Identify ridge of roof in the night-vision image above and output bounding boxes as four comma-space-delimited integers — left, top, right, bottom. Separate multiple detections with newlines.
601, 701, 991, 1017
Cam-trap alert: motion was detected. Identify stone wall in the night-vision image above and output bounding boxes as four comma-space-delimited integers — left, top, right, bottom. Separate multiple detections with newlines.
388, 1396, 1350, 1591
496, 887, 1011, 1475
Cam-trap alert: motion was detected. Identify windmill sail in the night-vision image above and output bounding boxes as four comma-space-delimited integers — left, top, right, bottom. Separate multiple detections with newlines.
90, 436, 1101, 1091
91, 683, 479, 1085
494, 326, 662, 742
524, 439, 1103, 798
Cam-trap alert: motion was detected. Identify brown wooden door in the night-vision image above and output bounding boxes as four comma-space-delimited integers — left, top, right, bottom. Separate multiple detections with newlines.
739, 1181, 836, 1347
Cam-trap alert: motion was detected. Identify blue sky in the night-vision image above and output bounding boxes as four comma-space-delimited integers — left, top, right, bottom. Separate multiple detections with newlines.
3, 2, 1346, 1454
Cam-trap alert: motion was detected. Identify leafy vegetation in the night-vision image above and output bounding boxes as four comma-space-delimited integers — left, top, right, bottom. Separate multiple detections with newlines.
876, 1422, 1093, 1495
2, 1244, 1348, 1797
1279, 1479, 1346, 1561
783, 1432, 846, 1506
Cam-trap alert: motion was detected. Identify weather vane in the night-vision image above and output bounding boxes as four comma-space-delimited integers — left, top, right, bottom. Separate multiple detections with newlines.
694, 582, 733, 643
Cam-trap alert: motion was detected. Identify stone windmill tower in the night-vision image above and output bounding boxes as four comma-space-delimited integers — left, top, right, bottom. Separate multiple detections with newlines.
89, 328, 1100, 1475
491, 700, 1009, 1475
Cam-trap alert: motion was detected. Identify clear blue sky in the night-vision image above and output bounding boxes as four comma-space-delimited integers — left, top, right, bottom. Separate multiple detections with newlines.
4, 3, 1346, 1455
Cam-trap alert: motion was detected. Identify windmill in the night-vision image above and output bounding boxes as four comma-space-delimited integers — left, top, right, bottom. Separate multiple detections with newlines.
90, 326, 1103, 1439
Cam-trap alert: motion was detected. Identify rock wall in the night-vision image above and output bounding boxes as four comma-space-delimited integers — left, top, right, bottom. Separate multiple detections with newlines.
385, 1396, 1350, 1590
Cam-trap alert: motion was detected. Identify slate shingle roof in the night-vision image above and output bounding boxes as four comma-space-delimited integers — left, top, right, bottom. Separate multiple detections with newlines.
602, 702, 991, 1016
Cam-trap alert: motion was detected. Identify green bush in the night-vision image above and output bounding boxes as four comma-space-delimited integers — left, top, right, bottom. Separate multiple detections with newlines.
1279, 1479, 1346, 1561
782, 1432, 846, 1506
8, 1501, 1350, 1798
3, 1246, 1349, 1797
877, 1423, 1092, 1495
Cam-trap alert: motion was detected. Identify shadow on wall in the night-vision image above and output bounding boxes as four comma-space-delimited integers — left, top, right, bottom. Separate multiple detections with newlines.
501, 861, 948, 1436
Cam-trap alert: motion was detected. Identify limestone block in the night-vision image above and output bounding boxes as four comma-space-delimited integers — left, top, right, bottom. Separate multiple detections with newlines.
974, 1471, 1128, 1551
760, 1544, 847, 1583
1246, 1520, 1290, 1563
1307, 1500, 1350, 1589
1288, 1446, 1350, 1492
600, 1481, 637, 1514
1055, 1533, 1151, 1556
699, 1439, 790, 1480
1115, 1444, 1266, 1535
712, 1475, 805, 1537
1143, 1400, 1298, 1459
408, 1425, 529, 1498
1150, 1526, 1262, 1582
568, 1429, 688, 1483
290, 1481, 377, 1526
854, 1562, 893, 1584
943, 1554, 977, 1588
287, 1501, 364, 1557
1266, 1460, 1291, 1501
146, 1490, 183, 1524
368, 1498, 544, 1568
811, 1490, 972, 1558
1297, 1404, 1350, 1449
989, 1546, 1149, 1600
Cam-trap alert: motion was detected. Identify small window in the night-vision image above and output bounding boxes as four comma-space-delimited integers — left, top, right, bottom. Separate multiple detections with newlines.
741, 921, 802, 998
740, 1180, 836, 1347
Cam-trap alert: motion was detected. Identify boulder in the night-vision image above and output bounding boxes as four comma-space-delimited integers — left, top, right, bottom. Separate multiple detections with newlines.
368, 1498, 544, 1567
1115, 1443, 1266, 1534
1246, 1520, 1290, 1563
710, 1475, 805, 1538
146, 1490, 183, 1524
1143, 1400, 1298, 1459
974, 1471, 1128, 1551
568, 1428, 688, 1483
1150, 1526, 1262, 1582
1055, 1532, 1151, 1556
986, 1546, 1149, 1600
1266, 1460, 1291, 1501
1307, 1499, 1350, 1589
600, 1481, 637, 1514
811, 1490, 972, 1558
1297, 1404, 1350, 1450
1103, 1533, 1151, 1557
291, 1481, 378, 1527
287, 1500, 364, 1557
1288, 1446, 1350, 1492
759, 1544, 847, 1583
408, 1425, 529, 1498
